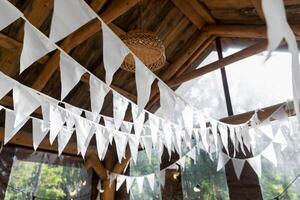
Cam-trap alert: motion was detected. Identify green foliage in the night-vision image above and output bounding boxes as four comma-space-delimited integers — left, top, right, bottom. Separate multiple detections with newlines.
5, 160, 90, 200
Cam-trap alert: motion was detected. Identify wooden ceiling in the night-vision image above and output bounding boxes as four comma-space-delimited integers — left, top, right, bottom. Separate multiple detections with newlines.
1, 0, 300, 119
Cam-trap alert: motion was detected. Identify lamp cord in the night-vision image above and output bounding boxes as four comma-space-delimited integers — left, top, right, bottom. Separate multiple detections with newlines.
271, 173, 300, 200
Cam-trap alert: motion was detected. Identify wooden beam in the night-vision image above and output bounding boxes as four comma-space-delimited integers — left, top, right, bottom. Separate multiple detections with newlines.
204, 25, 300, 39
31, 0, 139, 91
90, 0, 107, 12
0, 33, 22, 51
171, 0, 205, 29
187, 0, 216, 24
167, 41, 268, 88
250, 0, 265, 22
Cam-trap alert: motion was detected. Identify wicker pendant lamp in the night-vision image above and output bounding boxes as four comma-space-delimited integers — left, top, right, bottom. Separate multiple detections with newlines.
121, 1, 166, 72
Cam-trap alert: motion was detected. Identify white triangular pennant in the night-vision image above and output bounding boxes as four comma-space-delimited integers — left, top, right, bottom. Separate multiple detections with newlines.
126, 177, 135, 193
158, 81, 176, 121
60, 52, 86, 100
159, 170, 166, 188
4, 110, 29, 144
89, 75, 110, 115
116, 175, 127, 191
120, 121, 133, 133
232, 158, 245, 180
114, 132, 128, 163
50, 0, 96, 42
136, 176, 144, 193
128, 134, 139, 164
162, 122, 173, 157
148, 113, 160, 145
103, 116, 115, 130
32, 119, 49, 150
247, 155, 262, 178
65, 104, 82, 130
49, 104, 65, 144
13, 86, 41, 127
0, 0, 22, 30
182, 106, 194, 135
134, 56, 155, 115
0, 72, 14, 99
95, 126, 109, 160
219, 124, 229, 154
177, 157, 186, 170
187, 148, 196, 163
20, 22, 56, 73
113, 92, 129, 130
132, 104, 145, 138
57, 127, 73, 155
85, 110, 101, 123
147, 174, 155, 191
273, 130, 287, 146
102, 21, 130, 85
217, 152, 230, 171
261, 143, 277, 166
74, 115, 92, 156
142, 136, 153, 161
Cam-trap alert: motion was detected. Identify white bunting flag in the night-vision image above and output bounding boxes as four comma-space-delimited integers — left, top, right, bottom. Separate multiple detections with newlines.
262, 0, 300, 122
217, 152, 230, 171
50, 0, 96, 42
219, 124, 229, 154
113, 92, 129, 130
85, 110, 101, 123
242, 127, 252, 152
148, 113, 160, 145
116, 175, 127, 191
247, 155, 262, 178
114, 132, 128, 163
145, 174, 154, 192
32, 119, 49, 150
177, 157, 186, 170
13, 86, 41, 127
211, 121, 219, 152
74, 115, 92, 156
0, 0, 22, 30
109, 173, 117, 187
49, 105, 65, 144
182, 106, 194, 136
103, 116, 115, 130
158, 81, 176, 121
0, 72, 15, 100
60, 53, 86, 100
128, 134, 139, 164
126, 177, 135, 193
134, 56, 155, 115
174, 129, 182, 157
273, 130, 288, 150
95, 126, 109, 160
102, 21, 130, 85
136, 176, 144, 193
89, 75, 109, 115
4, 110, 29, 144
261, 143, 277, 166
159, 170, 166, 188
232, 158, 245, 180
187, 148, 196, 163
20, 22, 56, 73
65, 104, 82, 130
120, 121, 133, 133
132, 104, 145, 138
57, 127, 73, 155
162, 122, 173, 157
142, 136, 153, 161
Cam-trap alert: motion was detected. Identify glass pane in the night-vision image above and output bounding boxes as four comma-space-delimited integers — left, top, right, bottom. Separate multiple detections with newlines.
225, 48, 293, 114
175, 51, 228, 119
181, 150, 230, 200
130, 150, 161, 200
5, 149, 92, 200
258, 116, 300, 199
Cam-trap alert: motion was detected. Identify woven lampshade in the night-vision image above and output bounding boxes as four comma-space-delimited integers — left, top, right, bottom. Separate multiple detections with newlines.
121, 29, 166, 72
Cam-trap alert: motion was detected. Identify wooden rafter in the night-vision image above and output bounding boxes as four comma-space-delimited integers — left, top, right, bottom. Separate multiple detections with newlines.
204, 25, 300, 39
171, 0, 205, 29
250, 0, 265, 22
31, 0, 139, 91
167, 41, 268, 88
187, 0, 216, 24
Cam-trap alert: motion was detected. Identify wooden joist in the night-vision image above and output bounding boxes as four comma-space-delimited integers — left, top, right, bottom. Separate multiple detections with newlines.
250, 0, 265, 22
187, 0, 216, 24
204, 25, 300, 39
171, 0, 205, 29
31, 0, 139, 91
167, 41, 268, 88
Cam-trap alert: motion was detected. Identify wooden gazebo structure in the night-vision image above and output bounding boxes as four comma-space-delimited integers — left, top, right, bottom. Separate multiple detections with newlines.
0, 0, 299, 199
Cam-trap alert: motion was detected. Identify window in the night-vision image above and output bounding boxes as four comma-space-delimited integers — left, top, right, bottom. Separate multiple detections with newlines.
5, 149, 92, 200
175, 51, 228, 119
225, 48, 293, 114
